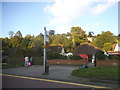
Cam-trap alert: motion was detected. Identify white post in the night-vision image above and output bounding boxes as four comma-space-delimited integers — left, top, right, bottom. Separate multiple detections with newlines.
92, 54, 95, 63
43, 27, 46, 69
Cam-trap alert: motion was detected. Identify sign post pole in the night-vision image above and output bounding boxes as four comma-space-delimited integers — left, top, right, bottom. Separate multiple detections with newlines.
43, 27, 46, 69
43, 27, 49, 73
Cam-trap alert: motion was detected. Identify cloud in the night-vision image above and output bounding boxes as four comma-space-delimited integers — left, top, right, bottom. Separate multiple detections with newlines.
91, 0, 118, 15
44, 0, 118, 33
45, 0, 92, 25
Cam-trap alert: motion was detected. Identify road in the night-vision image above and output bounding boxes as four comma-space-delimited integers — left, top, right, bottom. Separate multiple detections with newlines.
2, 74, 106, 89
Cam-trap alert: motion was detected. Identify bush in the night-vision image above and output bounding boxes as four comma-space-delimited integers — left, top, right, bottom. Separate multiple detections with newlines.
31, 47, 43, 57
2, 56, 8, 63
47, 51, 67, 59
108, 55, 120, 60
32, 57, 43, 65
95, 50, 107, 60
8, 47, 25, 57
2, 56, 43, 68
5, 57, 24, 68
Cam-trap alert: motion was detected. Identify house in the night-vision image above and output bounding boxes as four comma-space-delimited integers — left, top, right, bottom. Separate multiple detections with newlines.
107, 41, 120, 56
87, 37, 93, 42
73, 42, 99, 63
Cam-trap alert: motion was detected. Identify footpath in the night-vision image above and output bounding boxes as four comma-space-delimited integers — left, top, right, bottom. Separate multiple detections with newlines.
2, 65, 119, 89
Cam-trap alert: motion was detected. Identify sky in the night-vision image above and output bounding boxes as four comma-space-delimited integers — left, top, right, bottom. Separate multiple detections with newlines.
1, 0, 119, 38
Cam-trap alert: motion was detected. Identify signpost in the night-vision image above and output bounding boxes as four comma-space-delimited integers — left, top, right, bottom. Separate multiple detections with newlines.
43, 27, 49, 74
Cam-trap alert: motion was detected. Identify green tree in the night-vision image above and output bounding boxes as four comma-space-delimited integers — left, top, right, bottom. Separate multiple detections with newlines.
36, 33, 44, 37
49, 30, 55, 35
2, 37, 11, 50
70, 26, 88, 48
50, 35, 63, 46
10, 36, 22, 47
102, 43, 112, 51
24, 34, 32, 39
15, 31, 22, 38
88, 31, 94, 37
92, 31, 116, 49
20, 38, 30, 49
8, 31, 15, 38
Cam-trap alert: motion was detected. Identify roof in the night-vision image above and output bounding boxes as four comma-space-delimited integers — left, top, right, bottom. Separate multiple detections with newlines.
73, 43, 99, 54
79, 54, 88, 59
114, 43, 120, 51
107, 51, 120, 53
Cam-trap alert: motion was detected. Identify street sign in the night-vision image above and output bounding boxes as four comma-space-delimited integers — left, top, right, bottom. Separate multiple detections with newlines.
42, 45, 47, 48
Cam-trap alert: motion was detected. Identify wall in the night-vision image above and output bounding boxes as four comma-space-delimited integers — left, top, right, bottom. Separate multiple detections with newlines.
96, 60, 120, 67
48, 59, 120, 67
48, 59, 87, 65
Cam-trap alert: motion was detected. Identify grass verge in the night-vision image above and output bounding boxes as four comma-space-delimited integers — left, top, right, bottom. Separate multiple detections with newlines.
71, 67, 119, 81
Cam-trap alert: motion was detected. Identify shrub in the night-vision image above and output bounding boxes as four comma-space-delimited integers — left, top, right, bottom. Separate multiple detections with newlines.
8, 47, 25, 57
31, 47, 43, 57
95, 50, 107, 60
108, 55, 120, 60
2, 56, 8, 63
47, 51, 67, 59
6, 57, 24, 68
32, 57, 43, 65
71, 55, 83, 60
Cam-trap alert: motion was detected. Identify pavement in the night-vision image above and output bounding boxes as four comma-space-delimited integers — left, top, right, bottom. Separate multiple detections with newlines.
2, 65, 120, 89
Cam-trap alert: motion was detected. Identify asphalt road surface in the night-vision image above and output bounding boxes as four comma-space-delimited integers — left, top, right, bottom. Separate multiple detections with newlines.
2, 74, 106, 89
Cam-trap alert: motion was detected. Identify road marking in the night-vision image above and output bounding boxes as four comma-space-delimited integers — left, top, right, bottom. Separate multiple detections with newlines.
1, 73, 110, 88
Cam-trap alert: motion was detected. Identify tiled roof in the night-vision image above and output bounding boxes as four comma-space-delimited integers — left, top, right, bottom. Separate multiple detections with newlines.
73, 43, 99, 54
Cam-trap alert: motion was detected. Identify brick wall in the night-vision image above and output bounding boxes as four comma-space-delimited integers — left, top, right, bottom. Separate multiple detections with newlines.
48, 59, 120, 67
48, 59, 88, 65
96, 60, 120, 67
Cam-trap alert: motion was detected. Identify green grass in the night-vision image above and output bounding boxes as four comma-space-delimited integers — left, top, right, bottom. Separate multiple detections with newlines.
71, 67, 119, 81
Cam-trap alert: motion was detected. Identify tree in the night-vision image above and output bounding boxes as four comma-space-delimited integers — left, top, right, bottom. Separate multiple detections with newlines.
8, 31, 15, 38
49, 30, 55, 35
20, 38, 30, 49
92, 31, 116, 49
102, 43, 112, 51
88, 31, 94, 37
15, 31, 22, 38
36, 33, 44, 37
24, 34, 32, 39
10, 36, 22, 47
70, 26, 88, 48
2, 37, 11, 50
